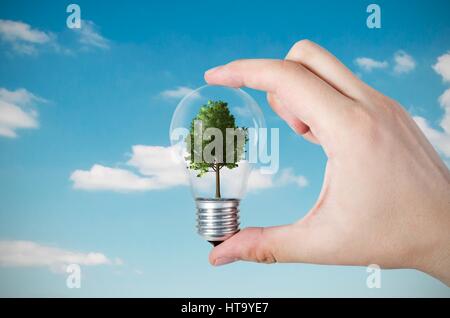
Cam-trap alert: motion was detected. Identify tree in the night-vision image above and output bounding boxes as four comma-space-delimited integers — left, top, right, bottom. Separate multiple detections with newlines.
186, 100, 248, 199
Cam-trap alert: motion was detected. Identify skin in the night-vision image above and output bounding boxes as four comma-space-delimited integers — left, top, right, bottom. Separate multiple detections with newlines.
204, 40, 450, 285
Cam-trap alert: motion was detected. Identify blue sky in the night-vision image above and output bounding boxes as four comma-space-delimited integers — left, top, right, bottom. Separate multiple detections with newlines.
0, 0, 449, 297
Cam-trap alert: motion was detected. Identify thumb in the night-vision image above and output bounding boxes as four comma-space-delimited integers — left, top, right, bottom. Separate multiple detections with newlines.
209, 225, 304, 266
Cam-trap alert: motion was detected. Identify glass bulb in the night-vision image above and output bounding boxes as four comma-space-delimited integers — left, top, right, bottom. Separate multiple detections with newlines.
169, 85, 265, 245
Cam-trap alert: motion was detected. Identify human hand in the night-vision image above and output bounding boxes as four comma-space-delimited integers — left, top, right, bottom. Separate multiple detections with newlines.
204, 40, 450, 285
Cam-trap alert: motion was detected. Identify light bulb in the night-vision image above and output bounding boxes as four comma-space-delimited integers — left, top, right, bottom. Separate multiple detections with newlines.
169, 85, 265, 245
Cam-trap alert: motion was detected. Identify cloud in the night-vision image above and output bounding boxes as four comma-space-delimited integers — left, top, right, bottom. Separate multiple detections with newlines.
414, 88, 450, 158
0, 87, 45, 138
70, 145, 308, 194
71, 164, 158, 192
0, 240, 116, 273
232, 106, 252, 118
160, 86, 197, 100
355, 57, 388, 72
75, 20, 110, 50
438, 89, 450, 132
70, 145, 187, 192
393, 50, 416, 74
413, 52, 450, 161
277, 168, 309, 187
0, 19, 52, 55
0, 19, 110, 55
414, 116, 450, 158
247, 167, 308, 191
355, 51, 416, 74
134, 269, 144, 275
127, 145, 188, 187
188, 162, 308, 197
433, 51, 450, 82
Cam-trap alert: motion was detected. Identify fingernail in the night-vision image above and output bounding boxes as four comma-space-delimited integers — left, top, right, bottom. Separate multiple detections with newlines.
205, 65, 223, 76
214, 257, 237, 266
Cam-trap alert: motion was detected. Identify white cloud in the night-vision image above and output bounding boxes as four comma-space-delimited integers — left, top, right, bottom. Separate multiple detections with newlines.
0, 19, 52, 55
414, 88, 450, 159
433, 51, 450, 82
0, 88, 45, 138
247, 168, 308, 191
414, 116, 450, 158
0, 19, 110, 55
439, 89, 450, 132
277, 168, 309, 187
70, 145, 187, 192
160, 86, 197, 100
134, 269, 144, 275
413, 52, 450, 161
70, 145, 308, 194
0, 20, 50, 43
114, 258, 124, 266
355, 51, 416, 75
0, 87, 46, 105
232, 106, 252, 118
355, 57, 388, 72
0, 240, 115, 273
176, 160, 308, 197
127, 145, 188, 188
393, 50, 416, 74
71, 164, 157, 192
76, 20, 110, 50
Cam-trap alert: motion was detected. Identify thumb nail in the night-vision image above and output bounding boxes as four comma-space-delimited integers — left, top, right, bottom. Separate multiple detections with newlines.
205, 65, 223, 76
214, 257, 237, 266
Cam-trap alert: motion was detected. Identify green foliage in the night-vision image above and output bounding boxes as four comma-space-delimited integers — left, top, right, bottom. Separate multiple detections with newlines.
185, 100, 248, 177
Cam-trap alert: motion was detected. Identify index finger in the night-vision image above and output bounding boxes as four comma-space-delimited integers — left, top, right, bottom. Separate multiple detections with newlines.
204, 59, 352, 133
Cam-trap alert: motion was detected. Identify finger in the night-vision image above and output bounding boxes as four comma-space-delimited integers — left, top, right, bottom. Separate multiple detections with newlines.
205, 59, 353, 135
302, 130, 320, 144
267, 93, 309, 135
209, 223, 335, 265
267, 93, 320, 144
209, 226, 298, 265
285, 40, 369, 101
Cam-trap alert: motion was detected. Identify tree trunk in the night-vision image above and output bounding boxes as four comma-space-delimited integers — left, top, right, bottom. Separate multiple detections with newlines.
215, 163, 221, 199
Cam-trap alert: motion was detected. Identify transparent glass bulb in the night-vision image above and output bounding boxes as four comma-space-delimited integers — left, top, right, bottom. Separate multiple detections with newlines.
169, 85, 265, 245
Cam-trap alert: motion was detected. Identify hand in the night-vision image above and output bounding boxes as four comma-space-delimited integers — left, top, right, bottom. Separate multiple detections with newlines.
204, 40, 450, 285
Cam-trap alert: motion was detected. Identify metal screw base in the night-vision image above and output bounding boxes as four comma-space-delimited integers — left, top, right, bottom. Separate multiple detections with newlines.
195, 198, 240, 242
